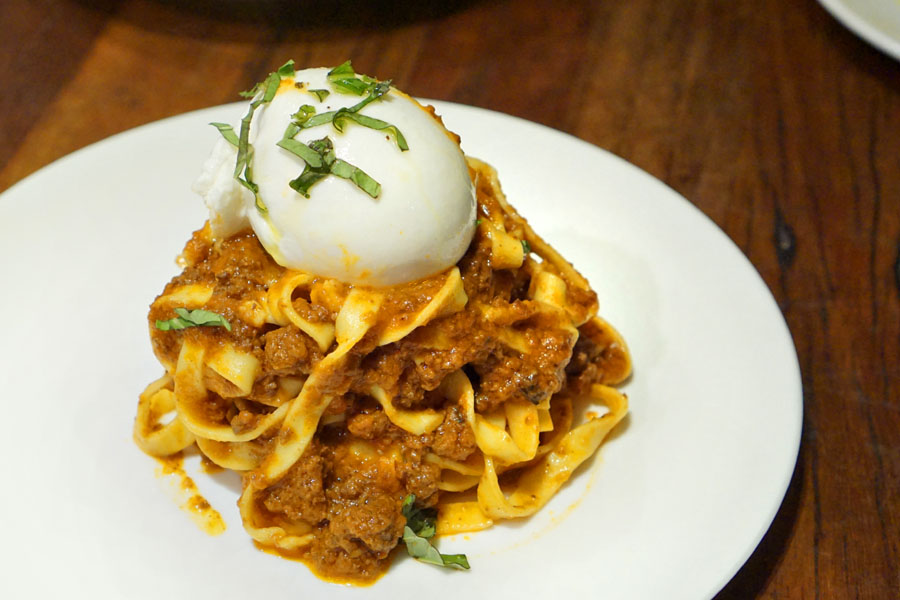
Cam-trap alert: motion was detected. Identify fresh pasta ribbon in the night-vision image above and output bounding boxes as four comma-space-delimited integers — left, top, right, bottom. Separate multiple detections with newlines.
375, 267, 467, 346
238, 486, 316, 551
133, 374, 195, 456
173, 340, 290, 443
371, 385, 444, 435
205, 344, 261, 396
267, 272, 336, 352
195, 437, 266, 471
476, 384, 628, 520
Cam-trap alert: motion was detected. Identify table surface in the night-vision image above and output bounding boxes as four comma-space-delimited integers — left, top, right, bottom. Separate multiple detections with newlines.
2, 0, 898, 597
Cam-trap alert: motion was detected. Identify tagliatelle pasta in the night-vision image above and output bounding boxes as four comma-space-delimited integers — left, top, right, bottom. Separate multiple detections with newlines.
135, 157, 631, 583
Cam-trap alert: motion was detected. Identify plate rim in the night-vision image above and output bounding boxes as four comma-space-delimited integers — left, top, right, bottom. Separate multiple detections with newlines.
818, 0, 900, 60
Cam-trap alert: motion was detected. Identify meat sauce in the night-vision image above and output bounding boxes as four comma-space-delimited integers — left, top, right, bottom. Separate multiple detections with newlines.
148, 215, 602, 582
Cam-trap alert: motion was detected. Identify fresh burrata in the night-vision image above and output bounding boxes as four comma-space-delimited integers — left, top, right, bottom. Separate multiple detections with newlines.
193, 64, 476, 286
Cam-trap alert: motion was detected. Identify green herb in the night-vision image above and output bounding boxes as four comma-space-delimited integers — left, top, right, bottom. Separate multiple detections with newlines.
347, 79, 392, 112
288, 79, 407, 152
330, 156, 381, 197
210, 122, 239, 147
284, 136, 380, 198
327, 60, 356, 78
332, 78, 371, 95
327, 60, 376, 95
297, 111, 337, 129
400, 495, 470, 571
274, 61, 410, 200
234, 60, 297, 212
332, 110, 409, 151
475, 218, 482, 226
239, 60, 295, 98
277, 138, 324, 168
276, 60, 296, 78
291, 104, 317, 127
155, 308, 232, 332
521, 239, 531, 254
292, 80, 390, 131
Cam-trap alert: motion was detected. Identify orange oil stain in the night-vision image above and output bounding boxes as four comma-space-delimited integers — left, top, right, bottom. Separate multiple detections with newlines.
154, 452, 226, 536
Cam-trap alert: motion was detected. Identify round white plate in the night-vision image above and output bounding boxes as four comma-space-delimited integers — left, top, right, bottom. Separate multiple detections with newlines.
0, 101, 801, 599
819, 0, 900, 60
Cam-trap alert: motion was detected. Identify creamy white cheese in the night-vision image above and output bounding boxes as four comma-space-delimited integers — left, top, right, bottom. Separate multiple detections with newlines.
193, 66, 476, 286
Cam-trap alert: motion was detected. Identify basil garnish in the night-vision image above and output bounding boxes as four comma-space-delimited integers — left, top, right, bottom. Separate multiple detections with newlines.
155, 308, 232, 332
332, 110, 408, 151
400, 495, 470, 571
327, 60, 376, 95
291, 104, 317, 127
282, 136, 380, 198
230, 60, 296, 212
521, 239, 531, 254
210, 122, 239, 147
276, 60, 296, 78
225, 60, 411, 203
277, 64, 410, 198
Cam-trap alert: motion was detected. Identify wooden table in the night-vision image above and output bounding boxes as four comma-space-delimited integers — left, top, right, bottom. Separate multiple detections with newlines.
2, 0, 898, 597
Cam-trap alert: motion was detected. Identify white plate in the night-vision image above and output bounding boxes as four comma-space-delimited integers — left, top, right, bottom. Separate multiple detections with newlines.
819, 0, 900, 60
0, 101, 801, 599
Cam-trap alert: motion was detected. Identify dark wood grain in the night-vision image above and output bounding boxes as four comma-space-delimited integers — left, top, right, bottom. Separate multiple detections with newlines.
2, 0, 898, 597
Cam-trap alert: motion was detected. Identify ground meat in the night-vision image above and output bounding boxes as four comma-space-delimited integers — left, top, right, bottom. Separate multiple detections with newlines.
264, 325, 321, 374
565, 332, 602, 395
207, 232, 282, 297
473, 318, 574, 413
230, 409, 257, 434
564, 318, 631, 392
305, 431, 409, 578
261, 451, 328, 524
346, 406, 393, 440
474, 348, 540, 412
385, 311, 495, 409
325, 491, 405, 559
431, 405, 476, 461
398, 445, 441, 506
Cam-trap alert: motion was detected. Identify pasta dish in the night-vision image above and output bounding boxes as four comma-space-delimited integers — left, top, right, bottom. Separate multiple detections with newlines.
133, 61, 631, 583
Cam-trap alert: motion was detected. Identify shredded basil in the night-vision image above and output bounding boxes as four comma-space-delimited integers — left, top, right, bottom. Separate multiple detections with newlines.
280, 75, 407, 198
239, 60, 294, 98
327, 60, 377, 95
339, 79, 392, 116
400, 495, 470, 571
298, 111, 338, 129
521, 239, 532, 254
239, 60, 410, 201
276, 60, 296, 78
291, 104, 317, 127
332, 110, 409, 151
327, 60, 356, 78
233, 60, 297, 212
210, 122, 239, 147
277, 138, 324, 168
155, 308, 232, 332
330, 157, 381, 197
293, 81, 393, 131
284, 136, 380, 198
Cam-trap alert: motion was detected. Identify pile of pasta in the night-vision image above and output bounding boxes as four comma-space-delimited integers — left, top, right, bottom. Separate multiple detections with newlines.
134, 158, 631, 575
